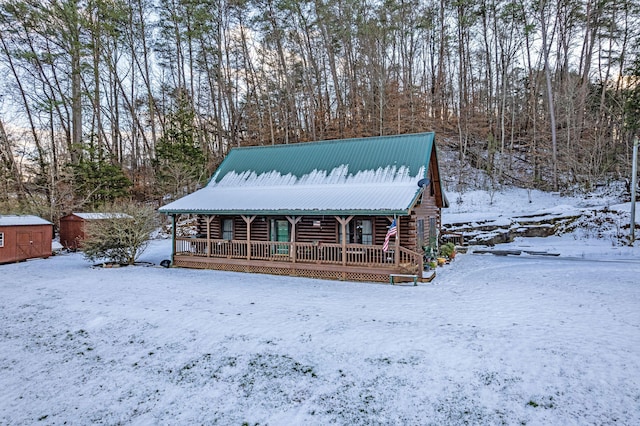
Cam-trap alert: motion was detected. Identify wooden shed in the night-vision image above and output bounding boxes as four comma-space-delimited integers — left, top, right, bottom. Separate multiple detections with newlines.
0, 215, 53, 264
59, 213, 127, 250
159, 132, 449, 283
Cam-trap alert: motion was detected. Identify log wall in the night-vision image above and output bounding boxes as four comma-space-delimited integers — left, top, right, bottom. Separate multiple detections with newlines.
193, 208, 439, 252
296, 216, 337, 243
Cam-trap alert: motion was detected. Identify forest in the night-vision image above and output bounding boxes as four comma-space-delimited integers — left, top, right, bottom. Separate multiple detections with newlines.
1, 0, 640, 222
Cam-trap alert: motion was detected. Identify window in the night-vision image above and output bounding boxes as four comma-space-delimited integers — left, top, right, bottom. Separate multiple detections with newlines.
339, 219, 373, 245
357, 220, 373, 245
222, 219, 234, 240
417, 219, 425, 248
428, 217, 437, 249
0, 232, 3, 247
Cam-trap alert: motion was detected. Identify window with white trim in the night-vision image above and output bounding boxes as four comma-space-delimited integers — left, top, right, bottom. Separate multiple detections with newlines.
0, 232, 4, 248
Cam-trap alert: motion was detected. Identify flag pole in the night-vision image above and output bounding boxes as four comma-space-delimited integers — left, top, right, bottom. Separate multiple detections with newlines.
631, 136, 638, 245
394, 215, 400, 267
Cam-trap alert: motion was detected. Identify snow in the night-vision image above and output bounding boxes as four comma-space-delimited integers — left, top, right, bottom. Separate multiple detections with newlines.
444, 186, 640, 223
215, 165, 422, 187
158, 182, 421, 214
159, 166, 425, 214
70, 213, 132, 220
2, 189, 640, 424
0, 215, 52, 226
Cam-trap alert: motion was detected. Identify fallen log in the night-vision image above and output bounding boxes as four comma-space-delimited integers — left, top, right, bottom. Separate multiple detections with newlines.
472, 249, 522, 256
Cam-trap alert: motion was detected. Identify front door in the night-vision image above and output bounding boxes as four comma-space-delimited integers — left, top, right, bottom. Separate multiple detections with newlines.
270, 219, 289, 255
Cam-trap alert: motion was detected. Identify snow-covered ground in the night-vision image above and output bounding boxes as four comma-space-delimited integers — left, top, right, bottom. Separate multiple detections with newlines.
1, 189, 640, 425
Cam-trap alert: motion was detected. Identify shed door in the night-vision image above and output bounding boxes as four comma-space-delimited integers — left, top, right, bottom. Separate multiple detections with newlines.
31, 231, 44, 256
17, 232, 31, 258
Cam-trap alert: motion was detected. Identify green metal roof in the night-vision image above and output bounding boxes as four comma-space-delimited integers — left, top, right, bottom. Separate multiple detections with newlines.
211, 132, 435, 183
159, 132, 445, 216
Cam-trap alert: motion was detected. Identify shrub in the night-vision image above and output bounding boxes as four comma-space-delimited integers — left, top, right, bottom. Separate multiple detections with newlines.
82, 203, 158, 265
439, 242, 456, 258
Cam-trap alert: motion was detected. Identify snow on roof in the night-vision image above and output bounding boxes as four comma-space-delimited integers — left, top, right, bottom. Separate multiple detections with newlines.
0, 215, 52, 226
160, 166, 425, 215
71, 213, 131, 220
214, 164, 417, 187
159, 182, 422, 215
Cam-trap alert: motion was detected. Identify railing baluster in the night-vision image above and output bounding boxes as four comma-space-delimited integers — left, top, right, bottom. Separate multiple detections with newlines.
173, 237, 423, 271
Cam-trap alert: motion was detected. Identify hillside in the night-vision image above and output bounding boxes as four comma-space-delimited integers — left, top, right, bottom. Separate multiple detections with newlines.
436, 146, 640, 249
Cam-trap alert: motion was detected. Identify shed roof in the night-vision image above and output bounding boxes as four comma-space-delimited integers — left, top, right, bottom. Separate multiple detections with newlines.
66, 212, 131, 220
0, 215, 52, 226
159, 132, 442, 216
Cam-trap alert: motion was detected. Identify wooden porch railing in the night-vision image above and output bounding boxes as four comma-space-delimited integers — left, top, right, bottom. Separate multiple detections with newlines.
175, 237, 422, 271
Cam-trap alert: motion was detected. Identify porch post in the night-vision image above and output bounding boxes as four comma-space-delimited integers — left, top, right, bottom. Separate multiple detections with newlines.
171, 214, 177, 264
286, 216, 301, 263
241, 215, 256, 260
395, 217, 400, 267
335, 216, 353, 276
206, 215, 215, 257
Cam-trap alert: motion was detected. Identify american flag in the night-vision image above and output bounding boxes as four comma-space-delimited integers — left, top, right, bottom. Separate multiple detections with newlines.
382, 219, 397, 252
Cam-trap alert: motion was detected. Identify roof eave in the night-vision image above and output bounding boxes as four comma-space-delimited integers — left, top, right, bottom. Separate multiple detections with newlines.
406, 187, 425, 213
157, 208, 412, 216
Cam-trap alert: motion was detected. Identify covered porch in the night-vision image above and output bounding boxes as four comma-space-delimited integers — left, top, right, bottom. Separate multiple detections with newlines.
168, 214, 425, 283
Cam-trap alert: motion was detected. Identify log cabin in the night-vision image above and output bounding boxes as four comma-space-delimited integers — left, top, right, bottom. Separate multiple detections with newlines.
158, 132, 448, 282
